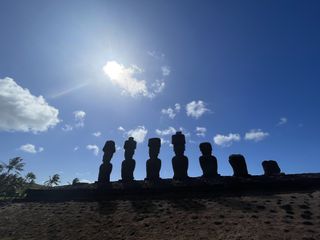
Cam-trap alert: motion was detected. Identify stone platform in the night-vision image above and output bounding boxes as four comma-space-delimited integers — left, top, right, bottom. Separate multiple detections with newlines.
25, 173, 320, 201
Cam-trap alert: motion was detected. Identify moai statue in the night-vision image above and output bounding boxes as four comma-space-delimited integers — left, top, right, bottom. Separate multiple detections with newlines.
172, 131, 189, 180
121, 137, 137, 182
98, 140, 115, 184
229, 154, 250, 177
262, 160, 282, 176
145, 138, 162, 181
199, 142, 218, 178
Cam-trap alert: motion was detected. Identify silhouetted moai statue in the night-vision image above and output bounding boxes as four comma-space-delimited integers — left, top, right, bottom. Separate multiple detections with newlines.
145, 138, 162, 181
199, 142, 218, 178
98, 140, 115, 184
229, 154, 250, 177
262, 160, 282, 176
121, 137, 137, 182
172, 131, 189, 180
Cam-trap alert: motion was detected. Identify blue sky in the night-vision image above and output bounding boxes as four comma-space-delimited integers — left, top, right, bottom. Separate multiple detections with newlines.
1, 0, 320, 184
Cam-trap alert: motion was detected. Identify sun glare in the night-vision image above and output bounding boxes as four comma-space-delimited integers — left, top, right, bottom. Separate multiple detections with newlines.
102, 61, 123, 80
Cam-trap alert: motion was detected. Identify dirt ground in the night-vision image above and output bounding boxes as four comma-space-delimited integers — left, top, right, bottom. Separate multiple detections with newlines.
0, 191, 319, 240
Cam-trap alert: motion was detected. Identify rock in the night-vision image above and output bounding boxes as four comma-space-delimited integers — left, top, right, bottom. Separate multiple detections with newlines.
121, 137, 137, 182
98, 140, 115, 183
229, 154, 250, 177
262, 160, 282, 176
199, 142, 219, 178
145, 138, 162, 181
172, 132, 189, 180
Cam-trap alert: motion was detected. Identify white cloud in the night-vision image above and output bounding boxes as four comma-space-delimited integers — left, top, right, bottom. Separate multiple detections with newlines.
277, 117, 288, 126
196, 127, 207, 137
155, 126, 177, 136
127, 126, 148, 143
178, 127, 191, 137
74, 146, 79, 151
186, 100, 209, 119
118, 126, 125, 131
92, 131, 101, 137
62, 124, 73, 132
160, 138, 170, 145
245, 129, 269, 142
151, 80, 165, 95
19, 144, 44, 154
79, 179, 92, 184
175, 103, 181, 111
102, 60, 168, 98
213, 133, 241, 147
116, 145, 121, 151
147, 51, 165, 59
86, 145, 99, 156
161, 103, 180, 119
0, 77, 60, 133
161, 66, 171, 76
73, 110, 86, 128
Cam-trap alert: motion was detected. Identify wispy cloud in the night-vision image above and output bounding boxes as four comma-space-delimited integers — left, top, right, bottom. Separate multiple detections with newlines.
73, 110, 86, 128
19, 144, 44, 154
155, 126, 177, 136
118, 126, 148, 143
126, 126, 148, 143
0, 77, 60, 133
92, 131, 101, 137
147, 51, 165, 60
62, 124, 73, 132
102, 60, 167, 98
245, 129, 269, 142
161, 66, 170, 76
196, 127, 207, 137
118, 126, 125, 131
150, 80, 165, 95
160, 138, 170, 145
86, 144, 99, 156
161, 103, 181, 119
186, 100, 209, 119
277, 117, 288, 126
213, 133, 240, 147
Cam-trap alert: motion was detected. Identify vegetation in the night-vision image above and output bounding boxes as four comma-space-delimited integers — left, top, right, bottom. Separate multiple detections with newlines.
0, 157, 36, 199
72, 177, 80, 185
44, 174, 60, 187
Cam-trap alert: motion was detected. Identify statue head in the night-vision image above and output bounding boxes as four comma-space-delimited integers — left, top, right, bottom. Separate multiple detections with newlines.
199, 142, 212, 156
172, 131, 186, 156
171, 131, 186, 145
148, 138, 161, 158
102, 140, 116, 162
124, 137, 136, 159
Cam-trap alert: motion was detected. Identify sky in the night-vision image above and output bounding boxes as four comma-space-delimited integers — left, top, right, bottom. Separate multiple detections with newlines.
0, 0, 320, 184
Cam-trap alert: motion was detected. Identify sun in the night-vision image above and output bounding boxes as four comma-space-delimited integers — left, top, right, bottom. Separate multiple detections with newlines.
102, 61, 124, 80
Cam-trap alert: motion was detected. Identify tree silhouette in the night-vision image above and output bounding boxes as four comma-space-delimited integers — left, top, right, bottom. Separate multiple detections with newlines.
0, 157, 26, 198
44, 174, 60, 187
25, 172, 36, 184
3, 157, 25, 175
72, 178, 80, 185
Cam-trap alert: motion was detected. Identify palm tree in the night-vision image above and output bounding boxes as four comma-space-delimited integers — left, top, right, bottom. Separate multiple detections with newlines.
44, 174, 60, 187
72, 178, 80, 185
0, 157, 25, 198
4, 157, 25, 175
25, 172, 36, 184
